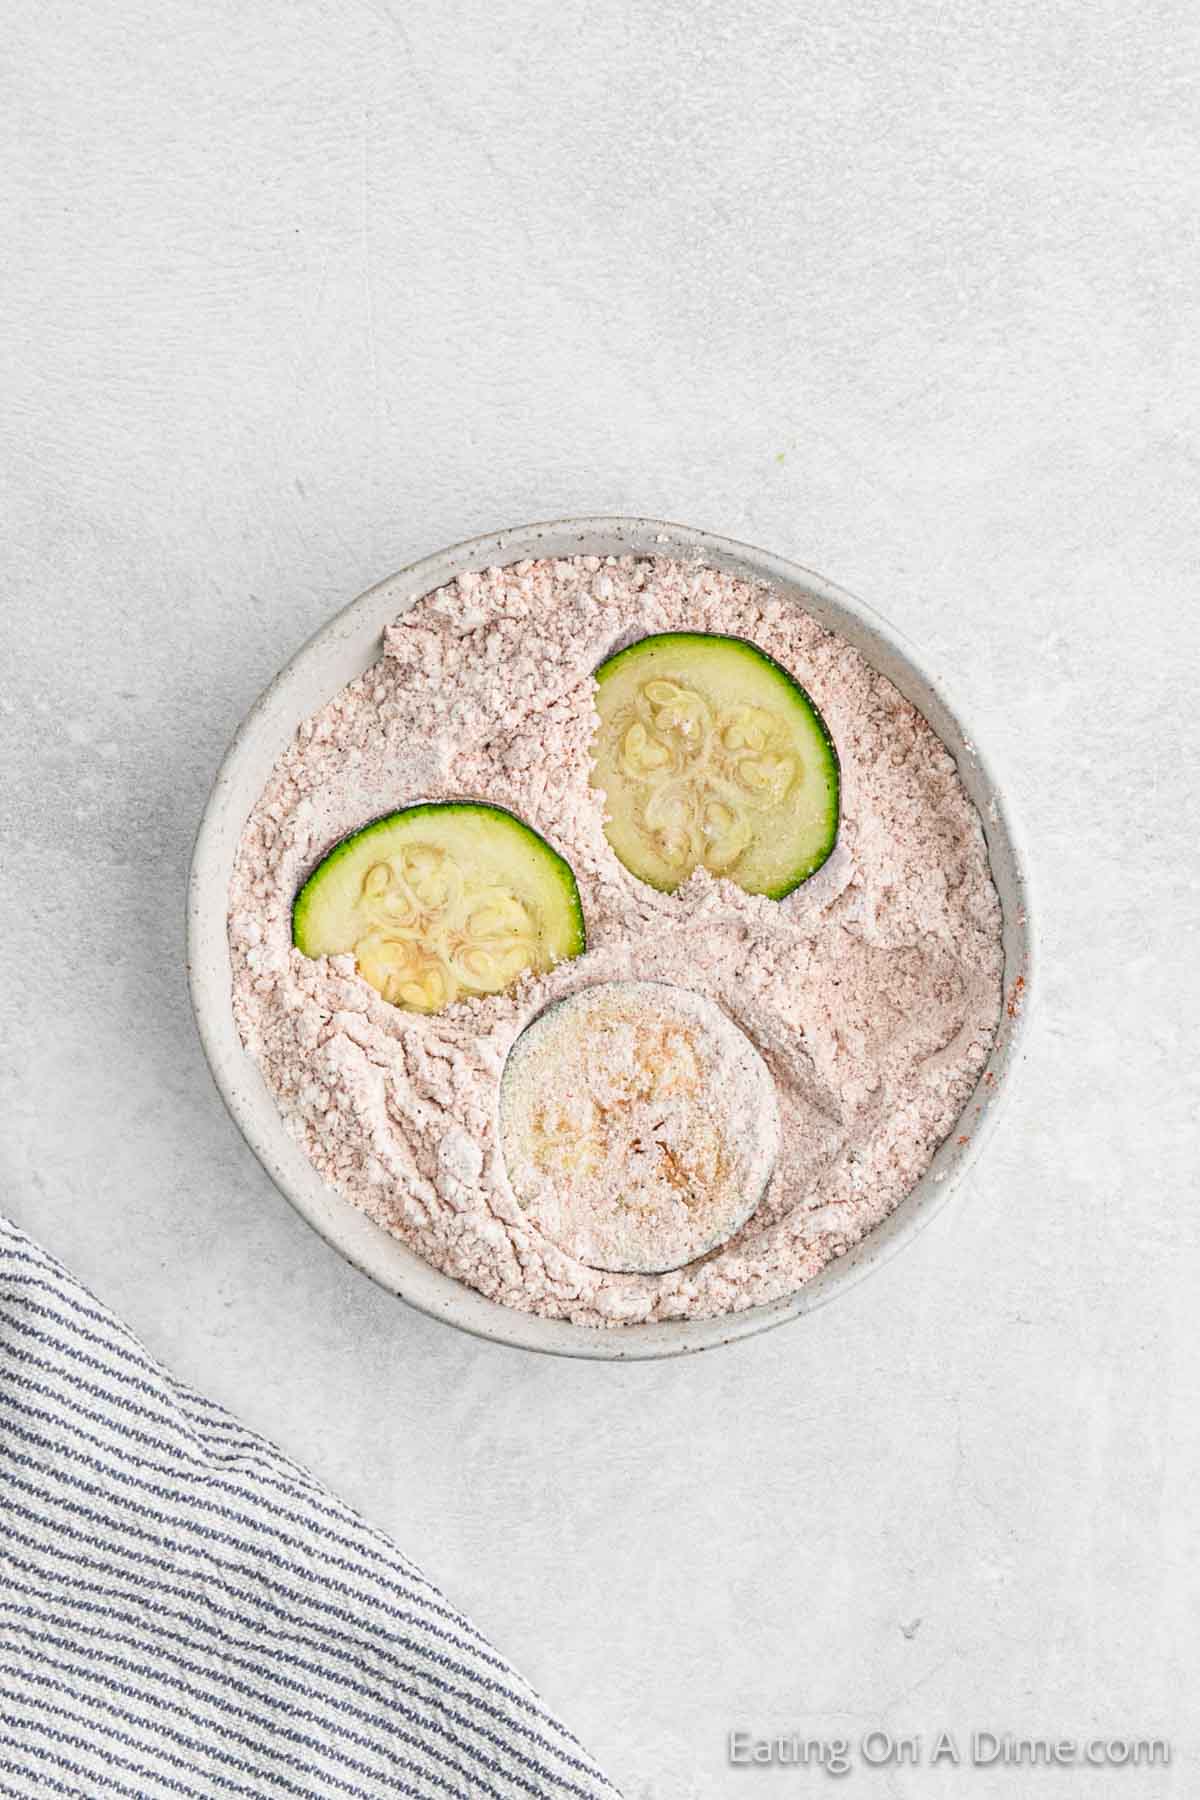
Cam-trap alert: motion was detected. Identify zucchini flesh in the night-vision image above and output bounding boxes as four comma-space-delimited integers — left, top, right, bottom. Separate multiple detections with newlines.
293, 802, 585, 1013
591, 632, 839, 898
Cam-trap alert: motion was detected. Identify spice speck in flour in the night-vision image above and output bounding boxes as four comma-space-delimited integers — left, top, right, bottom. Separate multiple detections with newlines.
228, 556, 1003, 1326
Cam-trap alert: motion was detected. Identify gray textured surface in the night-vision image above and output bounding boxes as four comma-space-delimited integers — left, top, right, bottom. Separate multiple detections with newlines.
2, 3, 1198, 1795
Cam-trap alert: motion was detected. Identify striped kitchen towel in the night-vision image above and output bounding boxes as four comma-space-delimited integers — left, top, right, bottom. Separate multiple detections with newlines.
0, 1217, 619, 1799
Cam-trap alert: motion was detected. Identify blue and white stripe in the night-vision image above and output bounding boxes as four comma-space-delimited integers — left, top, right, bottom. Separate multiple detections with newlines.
0, 1218, 620, 1798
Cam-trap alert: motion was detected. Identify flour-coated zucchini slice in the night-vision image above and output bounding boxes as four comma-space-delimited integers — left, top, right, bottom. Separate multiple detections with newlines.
591, 632, 839, 898
293, 803, 585, 1013
499, 980, 779, 1273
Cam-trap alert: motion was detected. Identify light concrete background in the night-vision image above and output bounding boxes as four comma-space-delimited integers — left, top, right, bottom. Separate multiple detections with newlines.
3, 2, 1198, 1795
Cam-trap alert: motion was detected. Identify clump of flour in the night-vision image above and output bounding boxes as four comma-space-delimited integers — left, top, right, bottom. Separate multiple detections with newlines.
229, 556, 1003, 1326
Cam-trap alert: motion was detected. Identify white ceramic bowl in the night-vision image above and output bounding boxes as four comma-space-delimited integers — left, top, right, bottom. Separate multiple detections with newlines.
187, 518, 1034, 1360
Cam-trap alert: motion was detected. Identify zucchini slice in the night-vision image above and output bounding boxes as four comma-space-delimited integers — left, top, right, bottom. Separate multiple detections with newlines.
499, 981, 780, 1273
591, 631, 839, 898
293, 802, 585, 1013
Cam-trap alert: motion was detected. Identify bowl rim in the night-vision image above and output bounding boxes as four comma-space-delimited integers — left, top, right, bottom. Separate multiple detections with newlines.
187, 515, 1035, 1361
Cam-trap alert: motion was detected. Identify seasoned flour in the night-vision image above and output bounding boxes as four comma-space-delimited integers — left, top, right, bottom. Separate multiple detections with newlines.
229, 556, 1003, 1325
